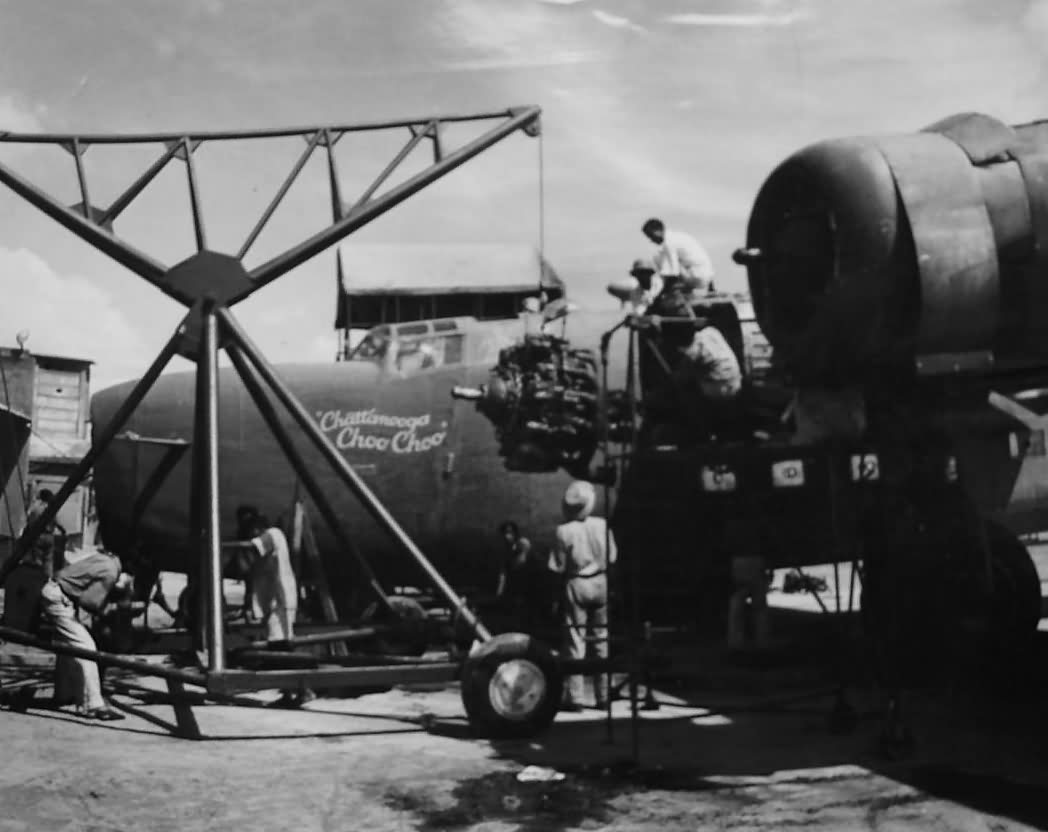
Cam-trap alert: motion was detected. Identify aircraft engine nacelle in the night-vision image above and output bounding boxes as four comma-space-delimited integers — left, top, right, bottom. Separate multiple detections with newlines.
452, 334, 631, 476
736, 112, 1048, 385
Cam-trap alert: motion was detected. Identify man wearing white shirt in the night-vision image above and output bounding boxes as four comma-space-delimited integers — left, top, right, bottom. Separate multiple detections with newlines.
625, 258, 662, 315
642, 217, 715, 294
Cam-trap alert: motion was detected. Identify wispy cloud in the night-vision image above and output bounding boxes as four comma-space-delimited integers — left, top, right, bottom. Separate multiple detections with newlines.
664, 11, 809, 27
0, 246, 157, 391
592, 9, 646, 32
439, 50, 598, 71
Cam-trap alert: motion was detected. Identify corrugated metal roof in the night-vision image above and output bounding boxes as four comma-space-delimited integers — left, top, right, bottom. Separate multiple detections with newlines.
0, 348, 93, 368
337, 243, 562, 296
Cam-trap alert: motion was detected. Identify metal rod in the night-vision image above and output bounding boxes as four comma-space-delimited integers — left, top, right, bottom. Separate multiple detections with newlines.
200, 302, 225, 671
0, 109, 534, 144
237, 131, 323, 260
626, 326, 641, 762
245, 626, 383, 649
0, 327, 182, 586
183, 138, 207, 252
598, 321, 622, 745
0, 159, 174, 299
828, 456, 842, 614
218, 308, 492, 642
345, 123, 431, 215
325, 129, 344, 221
99, 143, 182, 226
188, 341, 207, 653
243, 106, 541, 298
71, 139, 91, 218
642, 335, 673, 376
208, 663, 459, 695
848, 556, 859, 614
225, 339, 392, 611
429, 123, 443, 162
0, 626, 207, 687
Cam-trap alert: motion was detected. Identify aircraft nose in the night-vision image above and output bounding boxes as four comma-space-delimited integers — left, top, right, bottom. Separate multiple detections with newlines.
90, 379, 138, 438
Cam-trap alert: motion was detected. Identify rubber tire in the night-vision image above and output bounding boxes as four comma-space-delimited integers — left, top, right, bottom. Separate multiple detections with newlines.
461, 632, 563, 740
986, 524, 1042, 641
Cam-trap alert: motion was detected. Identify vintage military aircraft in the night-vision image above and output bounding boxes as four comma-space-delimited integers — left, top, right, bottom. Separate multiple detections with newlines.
89, 244, 640, 616
90, 112, 1048, 650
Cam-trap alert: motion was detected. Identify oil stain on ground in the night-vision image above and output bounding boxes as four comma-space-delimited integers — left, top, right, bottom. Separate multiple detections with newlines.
383, 764, 744, 831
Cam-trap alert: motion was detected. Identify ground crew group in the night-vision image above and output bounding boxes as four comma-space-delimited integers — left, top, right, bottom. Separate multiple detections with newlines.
14, 215, 764, 721
12, 494, 310, 718
497, 479, 616, 710
630, 217, 768, 650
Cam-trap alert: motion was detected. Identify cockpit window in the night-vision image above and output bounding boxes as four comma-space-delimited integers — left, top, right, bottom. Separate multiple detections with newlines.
347, 323, 464, 373
394, 333, 464, 374
348, 325, 392, 361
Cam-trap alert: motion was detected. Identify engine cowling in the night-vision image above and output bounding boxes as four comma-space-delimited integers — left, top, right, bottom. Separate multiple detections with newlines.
739, 112, 1048, 384
452, 333, 631, 475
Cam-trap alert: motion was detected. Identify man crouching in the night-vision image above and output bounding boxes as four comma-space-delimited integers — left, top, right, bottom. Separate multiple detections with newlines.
40, 549, 133, 720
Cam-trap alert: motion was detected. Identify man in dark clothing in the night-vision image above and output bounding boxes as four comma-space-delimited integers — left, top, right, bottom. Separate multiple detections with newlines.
24, 488, 65, 577
40, 550, 131, 719
494, 520, 548, 634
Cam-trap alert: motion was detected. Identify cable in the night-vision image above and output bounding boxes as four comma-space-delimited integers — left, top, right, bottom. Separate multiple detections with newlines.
537, 129, 547, 292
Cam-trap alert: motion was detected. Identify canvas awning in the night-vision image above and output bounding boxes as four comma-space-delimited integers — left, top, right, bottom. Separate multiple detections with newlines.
334, 243, 564, 329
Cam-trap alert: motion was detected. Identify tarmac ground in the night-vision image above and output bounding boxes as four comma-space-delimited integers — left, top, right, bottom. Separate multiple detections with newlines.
3, 568, 1048, 832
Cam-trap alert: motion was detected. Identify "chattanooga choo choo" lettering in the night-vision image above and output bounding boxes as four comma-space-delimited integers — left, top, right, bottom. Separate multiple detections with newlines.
314, 408, 447, 454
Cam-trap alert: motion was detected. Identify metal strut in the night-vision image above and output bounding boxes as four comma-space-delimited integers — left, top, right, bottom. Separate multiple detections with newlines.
0, 108, 538, 647
0, 107, 542, 309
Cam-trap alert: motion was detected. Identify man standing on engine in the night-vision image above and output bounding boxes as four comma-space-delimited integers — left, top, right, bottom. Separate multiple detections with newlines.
642, 217, 716, 296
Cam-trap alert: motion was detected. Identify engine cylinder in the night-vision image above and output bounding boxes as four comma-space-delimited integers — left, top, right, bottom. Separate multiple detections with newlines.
741, 113, 1048, 383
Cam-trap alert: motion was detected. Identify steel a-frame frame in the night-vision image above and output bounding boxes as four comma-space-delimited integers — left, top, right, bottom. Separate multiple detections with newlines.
0, 106, 542, 674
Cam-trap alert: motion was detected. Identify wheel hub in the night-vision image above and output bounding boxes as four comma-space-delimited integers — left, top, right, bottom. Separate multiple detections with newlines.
488, 658, 547, 721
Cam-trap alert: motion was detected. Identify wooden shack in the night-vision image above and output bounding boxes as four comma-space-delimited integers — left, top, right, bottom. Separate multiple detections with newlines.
0, 347, 93, 566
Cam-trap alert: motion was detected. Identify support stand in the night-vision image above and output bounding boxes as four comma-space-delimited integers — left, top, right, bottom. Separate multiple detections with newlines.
0, 109, 544, 718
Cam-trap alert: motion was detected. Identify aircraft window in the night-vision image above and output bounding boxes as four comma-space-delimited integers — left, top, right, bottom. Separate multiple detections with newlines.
397, 322, 430, 337
348, 326, 392, 361
434, 320, 458, 333
393, 333, 464, 374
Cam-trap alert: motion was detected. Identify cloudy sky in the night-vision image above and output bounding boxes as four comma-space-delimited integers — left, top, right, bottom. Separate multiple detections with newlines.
2, 0, 1048, 390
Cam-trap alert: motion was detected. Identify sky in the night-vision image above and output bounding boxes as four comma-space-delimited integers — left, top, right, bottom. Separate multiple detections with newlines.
2, 0, 1048, 390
